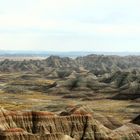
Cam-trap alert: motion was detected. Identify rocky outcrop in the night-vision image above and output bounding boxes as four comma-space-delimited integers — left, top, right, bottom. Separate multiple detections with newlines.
1, 55, 140, 73
110, 123, 140, 140
60, 106, 123, 130
0, 108, 139, 140
45, 56, 77, 68
76, 55, 140, 74
1, 55, 140, 100
0, 108, 110, 140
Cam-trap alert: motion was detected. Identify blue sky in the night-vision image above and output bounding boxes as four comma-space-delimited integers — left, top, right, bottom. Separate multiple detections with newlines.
0, 0, 140, 52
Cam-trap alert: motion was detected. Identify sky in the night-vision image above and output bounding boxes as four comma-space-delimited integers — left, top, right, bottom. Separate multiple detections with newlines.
0, 0, 140, 52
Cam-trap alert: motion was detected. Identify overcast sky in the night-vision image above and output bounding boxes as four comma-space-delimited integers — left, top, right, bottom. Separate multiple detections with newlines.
0, 0, 140, 52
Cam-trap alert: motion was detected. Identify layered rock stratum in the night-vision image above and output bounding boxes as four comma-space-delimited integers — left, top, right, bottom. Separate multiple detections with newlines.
1, 55, 140, 100
0, 108, 139, 140
0, 54, 140, 139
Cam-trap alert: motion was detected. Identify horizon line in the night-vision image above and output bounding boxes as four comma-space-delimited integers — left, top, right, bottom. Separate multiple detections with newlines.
1, 50, 140, 53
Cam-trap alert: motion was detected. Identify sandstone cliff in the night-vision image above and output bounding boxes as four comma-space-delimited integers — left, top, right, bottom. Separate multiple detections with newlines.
0, 108, 139, 140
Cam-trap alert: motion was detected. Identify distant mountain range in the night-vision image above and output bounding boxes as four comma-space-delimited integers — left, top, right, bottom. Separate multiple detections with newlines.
1, 50, 140, 57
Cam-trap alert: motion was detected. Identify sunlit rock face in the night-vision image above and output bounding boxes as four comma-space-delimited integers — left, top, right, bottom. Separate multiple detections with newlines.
0, 108, 139, 140
0, 108, 109, 140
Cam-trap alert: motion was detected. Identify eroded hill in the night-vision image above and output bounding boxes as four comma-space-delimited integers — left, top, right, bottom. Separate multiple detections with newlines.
1, 55, 140, 100
0, 55, 140, 140
0, 107, 139, 140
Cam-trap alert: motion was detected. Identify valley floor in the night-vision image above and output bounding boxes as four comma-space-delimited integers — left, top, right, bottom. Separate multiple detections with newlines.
0, 90, 139, 124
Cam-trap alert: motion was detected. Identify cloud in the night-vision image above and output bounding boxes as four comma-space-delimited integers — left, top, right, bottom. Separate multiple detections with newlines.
0, 13, 140, 40
0, 0, 140, 51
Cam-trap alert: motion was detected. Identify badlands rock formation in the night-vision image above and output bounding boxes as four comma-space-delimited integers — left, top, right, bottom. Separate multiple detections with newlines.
1, 55, 140, 100
0, 108, 139, 140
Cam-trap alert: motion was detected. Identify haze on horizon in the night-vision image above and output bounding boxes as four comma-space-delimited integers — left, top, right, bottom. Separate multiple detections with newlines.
0, 0, 140, 52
